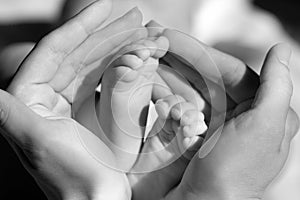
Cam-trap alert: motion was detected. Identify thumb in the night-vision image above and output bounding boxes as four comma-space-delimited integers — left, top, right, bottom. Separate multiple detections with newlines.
0, 90, 43, 146
281, 108, 300, 151
252, 43, 293, 123
146, 20, 165, 38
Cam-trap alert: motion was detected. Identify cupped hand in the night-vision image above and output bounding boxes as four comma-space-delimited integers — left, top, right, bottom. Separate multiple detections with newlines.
161, 30, 299, 200
142, 22, 299, 200
0, 0, 148, 199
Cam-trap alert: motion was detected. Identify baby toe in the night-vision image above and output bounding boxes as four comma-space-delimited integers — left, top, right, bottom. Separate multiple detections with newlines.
110, 66, 139, 83
152, 36, 169, 59
138, 39, 158, 57
180, 110, 205, 126
182, 136, 204, 151
155, 95, 185, 119
183, 121, 207, 138
146, 20, 164, 38
170, 101, 196, 121
155, 100, 170, 120
133, 47, 151, 61
140, 57, 159, 76
121, 43, 151, 61
113, 54, 143, 70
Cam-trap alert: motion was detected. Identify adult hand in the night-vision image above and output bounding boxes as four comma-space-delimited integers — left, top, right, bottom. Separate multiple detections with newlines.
126, 21, 258, 200
0, 0, 147, 199
161, 30, 299, 200
144, 22, 299, 200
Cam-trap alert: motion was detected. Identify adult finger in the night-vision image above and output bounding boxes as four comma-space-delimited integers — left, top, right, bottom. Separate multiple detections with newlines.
0, 90, 44, 146
66, 7, 145, 68
12, 0, 113, 84
49, 8, 146, 92
285, 108, 299, 140
146, 20, 165, 38
157, 64, 206, 111
252, 44, 293, 123
280, 108, 299, 155
146, 23, 235, 112
163, 53, 236, 112
40, 0, 113, 63
163, 29, 260, 104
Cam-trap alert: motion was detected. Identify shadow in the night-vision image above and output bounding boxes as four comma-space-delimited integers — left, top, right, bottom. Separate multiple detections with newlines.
0, 22, 53, 200
0, 133, 47, 199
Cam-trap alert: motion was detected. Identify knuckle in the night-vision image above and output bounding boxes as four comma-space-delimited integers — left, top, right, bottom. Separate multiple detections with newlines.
40, 34, 68, 63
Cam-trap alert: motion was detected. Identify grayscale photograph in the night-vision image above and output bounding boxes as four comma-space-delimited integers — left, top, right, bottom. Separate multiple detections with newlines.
0, 0, 299, 199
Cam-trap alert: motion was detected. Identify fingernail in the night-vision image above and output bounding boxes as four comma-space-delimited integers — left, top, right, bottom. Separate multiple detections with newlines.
0, 108, 6, 126
149, 20, 161, 27
276, 43, 292, 67
129, 6, 140, 14
198, 126, 223, 159
123, 6, 141, 19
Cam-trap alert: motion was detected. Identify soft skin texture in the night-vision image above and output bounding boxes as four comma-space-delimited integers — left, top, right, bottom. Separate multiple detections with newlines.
129, 94, 207, 200
162, 31, 299, 200
97, 36, 169, 171
127, 21, 212, 200
0, 6, 298, 200
127, 21, 299, 200
0, 1, 148, 199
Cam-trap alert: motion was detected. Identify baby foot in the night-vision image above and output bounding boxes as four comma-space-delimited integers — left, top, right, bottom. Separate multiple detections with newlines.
156, 95, 207, 159
97, 36, 169, 171
129, 94, 207, 199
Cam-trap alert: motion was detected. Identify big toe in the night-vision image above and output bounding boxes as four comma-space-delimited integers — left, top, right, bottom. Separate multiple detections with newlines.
105, 54, 143, 89
152, 36, 169, 59
155, 95, 186, 119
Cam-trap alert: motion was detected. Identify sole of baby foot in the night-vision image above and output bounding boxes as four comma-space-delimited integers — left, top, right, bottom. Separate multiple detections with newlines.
97, 38, 168, 171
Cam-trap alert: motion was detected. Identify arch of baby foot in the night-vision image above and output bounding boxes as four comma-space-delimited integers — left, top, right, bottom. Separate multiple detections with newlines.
73, 26, 228, 173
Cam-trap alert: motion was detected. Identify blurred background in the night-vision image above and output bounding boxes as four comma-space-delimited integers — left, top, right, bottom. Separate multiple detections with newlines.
0, 0, 299, 199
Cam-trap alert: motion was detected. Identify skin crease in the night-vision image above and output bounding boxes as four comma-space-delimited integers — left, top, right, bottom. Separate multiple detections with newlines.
161, 33, 299, 200
0, 1, 299, 200
112, 22, 299, 200
131, 22, 299, 200
0, 1, 150, 199
95, 36, 169, 172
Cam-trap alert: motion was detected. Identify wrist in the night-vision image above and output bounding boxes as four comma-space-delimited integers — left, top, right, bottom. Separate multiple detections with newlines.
62, 189, 131, 200
61, 178, 131, 200
164, 183, 262, 200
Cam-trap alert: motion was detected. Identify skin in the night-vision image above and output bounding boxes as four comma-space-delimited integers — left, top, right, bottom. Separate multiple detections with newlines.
129, 94, 207, 200
96, 36, 169, 171
125, 22, 299, 200
161, 31, 299, 200
0, 3, 298, 200
0, 1, 148, 199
